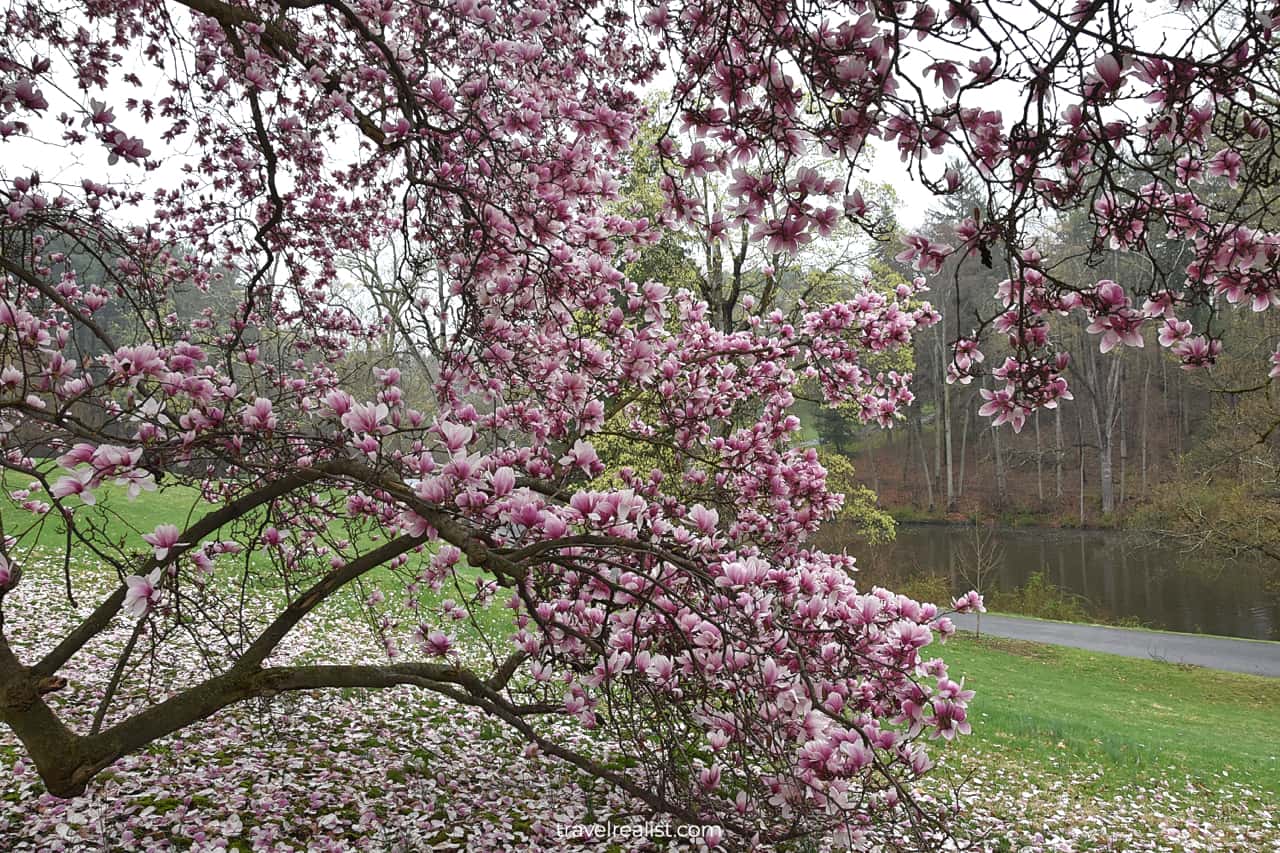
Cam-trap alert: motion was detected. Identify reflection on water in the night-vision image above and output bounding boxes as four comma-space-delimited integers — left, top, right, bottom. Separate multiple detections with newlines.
820, 523, 1280, 641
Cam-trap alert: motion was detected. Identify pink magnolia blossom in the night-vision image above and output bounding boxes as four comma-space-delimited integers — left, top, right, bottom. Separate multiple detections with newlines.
340, 402, 390, 435
559, 439, 601, 475
896, 235, 952, 274
490, 466, 516, 497
978, 386, 1027, 432
418, 628, 454, 656
50, 469, 96, 505
1207, 148, 1244, 187
117, 468, 157, 500
1158, 318, 1193, 348
122, 568, 163, 617
141, 524, 184, 560
437, 421, 473, 453
241, 398, 277, 431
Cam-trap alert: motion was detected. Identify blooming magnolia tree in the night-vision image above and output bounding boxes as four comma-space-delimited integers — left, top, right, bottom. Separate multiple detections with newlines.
2, 0, 1279, 846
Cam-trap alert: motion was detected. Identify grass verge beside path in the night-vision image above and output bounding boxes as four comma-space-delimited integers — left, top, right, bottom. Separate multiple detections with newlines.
936, 633, 1280, 796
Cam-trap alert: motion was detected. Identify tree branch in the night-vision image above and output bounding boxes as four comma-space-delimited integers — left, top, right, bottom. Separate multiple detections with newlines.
34, 462, 347, 678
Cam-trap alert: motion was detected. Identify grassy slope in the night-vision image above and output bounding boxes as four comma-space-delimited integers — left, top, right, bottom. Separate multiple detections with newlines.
937, 633, 1280, 796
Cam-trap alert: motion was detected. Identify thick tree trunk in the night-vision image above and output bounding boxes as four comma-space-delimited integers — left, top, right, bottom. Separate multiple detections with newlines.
943, 368, 955, 510
1034, 411, 1044, 503
1098, 430, 1115, 515
1054, 405, 1064, 498
1077, 404, 1087, 524
991, 417, 1007, 504
917, 418, 935, 511
1140, 358, 1151, 494
1083, 341, 1121, 516
933, 398, 942, 508
1118, 387, 1127, 508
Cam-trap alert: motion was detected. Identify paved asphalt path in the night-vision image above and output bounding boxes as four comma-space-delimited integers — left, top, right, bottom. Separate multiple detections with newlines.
950, 613, 1280, 678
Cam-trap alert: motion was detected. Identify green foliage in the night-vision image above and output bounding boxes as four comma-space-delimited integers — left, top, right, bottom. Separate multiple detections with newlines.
616, 108, 702, 293
590, 403, 682, 493
811, 403, 855, 454
988, 572, 1091, 623
890, 572, 952, 606
816, 449, 895, 544
1134, 477, 1280, 595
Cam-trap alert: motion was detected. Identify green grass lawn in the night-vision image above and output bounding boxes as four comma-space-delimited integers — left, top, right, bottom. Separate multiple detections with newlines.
937, 633, 1280, 796
1, 472, 209, 552
0, 473, 507, 635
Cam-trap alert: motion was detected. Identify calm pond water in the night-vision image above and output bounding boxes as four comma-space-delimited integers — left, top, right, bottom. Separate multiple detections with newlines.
827, 523, 1280, 641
